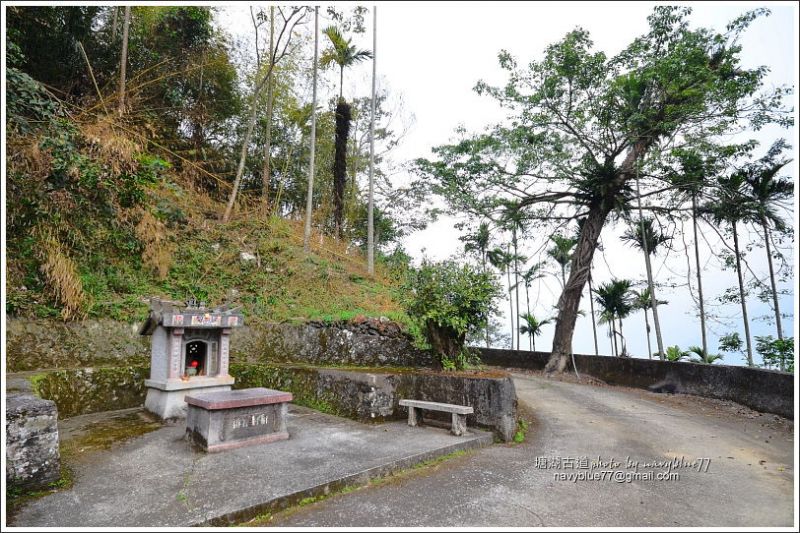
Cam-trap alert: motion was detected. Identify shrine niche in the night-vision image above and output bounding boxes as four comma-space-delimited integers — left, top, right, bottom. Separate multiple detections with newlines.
139, 298, 244, 419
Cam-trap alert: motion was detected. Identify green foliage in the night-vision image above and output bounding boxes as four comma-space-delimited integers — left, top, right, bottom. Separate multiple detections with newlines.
718, 332, 744, 355
402, 260, 501, 369
620, 218, 672, 256
664, 345, 688, 362
519, 313, 551, 351
593, 279, 634, 324
686, 345, 723, 364
404, 260, 501, 339
6, 64, 60, 133
755, 336, 794, 372
513, 419, 529, 444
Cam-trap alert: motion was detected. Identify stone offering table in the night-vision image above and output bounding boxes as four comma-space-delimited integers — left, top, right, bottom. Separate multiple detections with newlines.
185, 388, 293, 452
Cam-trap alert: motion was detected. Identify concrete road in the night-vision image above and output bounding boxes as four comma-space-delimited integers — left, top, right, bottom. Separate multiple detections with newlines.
268, 373, 795, 527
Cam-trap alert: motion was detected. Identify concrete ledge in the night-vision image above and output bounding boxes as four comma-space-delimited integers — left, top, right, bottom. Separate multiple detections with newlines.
185, 388, 292, 409
478, 347, 794, 418
144, 375, 235, 391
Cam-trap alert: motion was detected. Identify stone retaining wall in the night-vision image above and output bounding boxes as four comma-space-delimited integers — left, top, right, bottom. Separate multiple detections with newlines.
6, 394, 61, 491
232, 364, 518, 442
17, 364, 518, 441
6, 318, 430, 372
479, 348, 794, 418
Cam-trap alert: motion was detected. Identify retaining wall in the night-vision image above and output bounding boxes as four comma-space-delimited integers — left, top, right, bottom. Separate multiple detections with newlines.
6, 318, 431, 372
479, 348, 794, 418
15, 364, 518, 441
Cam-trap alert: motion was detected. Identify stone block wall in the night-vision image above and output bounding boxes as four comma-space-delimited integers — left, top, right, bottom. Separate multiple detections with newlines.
6, 394, 61, 491
6, 318, 431, 372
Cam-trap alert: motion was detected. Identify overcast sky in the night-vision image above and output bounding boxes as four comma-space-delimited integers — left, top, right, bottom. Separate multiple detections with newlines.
219, 2, 798, 366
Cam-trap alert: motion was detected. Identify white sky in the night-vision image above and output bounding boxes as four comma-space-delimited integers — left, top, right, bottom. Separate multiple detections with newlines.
220, 2, 798, 365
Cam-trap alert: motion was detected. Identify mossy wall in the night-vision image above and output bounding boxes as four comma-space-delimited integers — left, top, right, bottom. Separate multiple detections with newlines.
23, 363, 517, 440
6, 318, 430, 372
30, 366, 149, 419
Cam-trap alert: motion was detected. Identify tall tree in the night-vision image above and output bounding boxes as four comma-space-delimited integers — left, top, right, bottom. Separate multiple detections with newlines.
414, 7, 790, 372
260, 6, 276, 213
521, 261, 545, 350
709, 172, 756, 365
744, 140, 792, 348
117, 6, 131, 115
303, 7, 319, 252
223, 7, 309, 223
633, 165, 666, 359
501, 203, 526, 351
665, 146, 724, 358
620, 216, 671, 358
631, 287, 666, 359
519, 313, 551, 352
462, 222, 492, 347
594, 279, 634, 357
367, 6, 377, 275
320, 25, 373, 237
488, 246, 515, 350
547, 234, 576, 288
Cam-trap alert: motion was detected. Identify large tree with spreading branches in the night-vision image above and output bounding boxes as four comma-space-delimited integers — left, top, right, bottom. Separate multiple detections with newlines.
414, 7, 792, 372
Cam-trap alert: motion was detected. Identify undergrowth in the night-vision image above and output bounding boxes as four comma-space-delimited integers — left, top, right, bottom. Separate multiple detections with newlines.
7, 115, 409, 327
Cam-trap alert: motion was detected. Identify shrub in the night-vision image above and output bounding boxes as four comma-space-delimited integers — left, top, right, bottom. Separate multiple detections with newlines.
402, 259, 501, 370
755, 336, 794, 373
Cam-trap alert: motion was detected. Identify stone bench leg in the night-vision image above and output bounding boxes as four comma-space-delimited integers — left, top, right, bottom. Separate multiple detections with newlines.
451, 413, 467, 436
407, 406, 419, 427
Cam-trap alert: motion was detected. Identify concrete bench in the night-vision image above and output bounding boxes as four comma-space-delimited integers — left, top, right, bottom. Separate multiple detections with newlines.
185, 387, 293, 452
399, 399, 474, 436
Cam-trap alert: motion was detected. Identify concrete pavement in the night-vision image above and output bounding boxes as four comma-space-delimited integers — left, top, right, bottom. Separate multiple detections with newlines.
266, 373, 795, 527
9, 405, 492, 527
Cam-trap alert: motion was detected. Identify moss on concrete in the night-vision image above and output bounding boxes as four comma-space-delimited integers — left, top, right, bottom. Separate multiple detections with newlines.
31, 366, 149, 419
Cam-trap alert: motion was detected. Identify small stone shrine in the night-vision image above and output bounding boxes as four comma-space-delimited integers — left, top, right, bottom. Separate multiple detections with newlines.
139, 297, 244, 419
185, 388, 293, 452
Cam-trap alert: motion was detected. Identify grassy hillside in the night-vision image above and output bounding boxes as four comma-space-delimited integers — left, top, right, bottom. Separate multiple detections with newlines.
6, 116, 408, 326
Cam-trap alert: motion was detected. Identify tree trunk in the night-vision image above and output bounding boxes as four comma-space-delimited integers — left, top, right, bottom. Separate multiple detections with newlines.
333, 101, 351, 237
303, 8, 319, 251
425, 320, 464, 370
611, 321, 618, 357
691, 194, 709, 357
547, 139, 651, 372
505, 251, 514, 351
548, 206, 608, 371
532, 335, 536, 353
112, 7, 118, 41
483, 249, 490, 348
762, 218, 783, 344
525, 283, 532, 351
512, 228, 521, 352
607, 324, 613, 357
261, 7, 275, 214
367, 6, 377, 275
732, 222, 754, 366
644, 308, 652, 359
618, 317, 625, 356
117, 6, 131, 116
635, 167, 664, 359
588, 271, 598, 355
